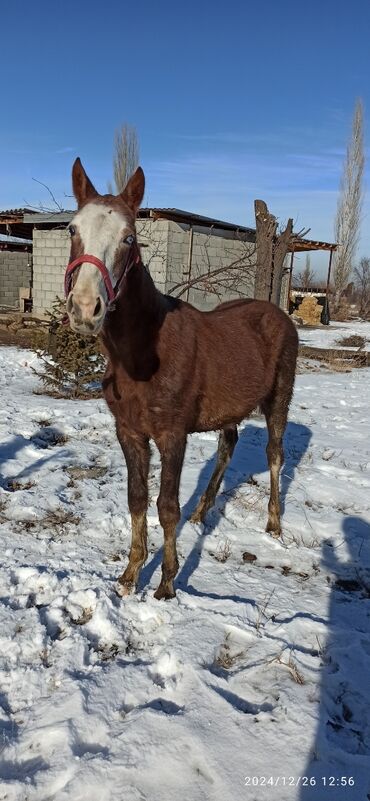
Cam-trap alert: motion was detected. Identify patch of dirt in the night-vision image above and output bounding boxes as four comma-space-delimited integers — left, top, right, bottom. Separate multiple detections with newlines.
242, 551, 257, 563
66, 465, 108, 481
5, 479, 35, 492
0, 313, 48, 349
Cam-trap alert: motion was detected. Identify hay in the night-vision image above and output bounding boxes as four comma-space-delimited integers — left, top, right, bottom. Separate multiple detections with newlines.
294, 296, 322, 325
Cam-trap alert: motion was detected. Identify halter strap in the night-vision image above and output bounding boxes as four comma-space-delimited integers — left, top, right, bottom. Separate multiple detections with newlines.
64, 241, 141, 309
64, 254, 116, 303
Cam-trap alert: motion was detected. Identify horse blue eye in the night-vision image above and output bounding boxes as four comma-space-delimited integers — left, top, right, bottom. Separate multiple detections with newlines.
124, 235, 134, 245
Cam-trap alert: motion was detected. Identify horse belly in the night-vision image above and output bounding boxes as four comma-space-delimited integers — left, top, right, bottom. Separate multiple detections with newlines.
194, 351, 267, 432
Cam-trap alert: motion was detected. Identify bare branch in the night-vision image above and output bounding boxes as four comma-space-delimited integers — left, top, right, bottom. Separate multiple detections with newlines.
112, 124, 139, 192
353, 256, 370, 317
31, 177, 65, 211
293, 253, 316, 288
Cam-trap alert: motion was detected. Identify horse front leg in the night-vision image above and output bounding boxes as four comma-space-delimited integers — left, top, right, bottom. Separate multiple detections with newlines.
116, 429, 150, 596
154, 433, 187, 600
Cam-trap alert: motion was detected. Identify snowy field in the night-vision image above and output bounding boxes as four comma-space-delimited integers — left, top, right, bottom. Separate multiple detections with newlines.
0, 334, 370, 801
298, 319, 370, 351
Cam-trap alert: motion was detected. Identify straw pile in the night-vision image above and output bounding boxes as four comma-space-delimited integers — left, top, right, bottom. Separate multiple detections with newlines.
294, 296, 322, 325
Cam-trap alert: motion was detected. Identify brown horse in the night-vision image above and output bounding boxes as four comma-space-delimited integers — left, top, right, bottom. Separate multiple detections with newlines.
65, 158, 298, 600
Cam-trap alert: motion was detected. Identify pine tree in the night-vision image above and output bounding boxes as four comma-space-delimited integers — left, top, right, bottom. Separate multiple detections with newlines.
33, 297, 106, 398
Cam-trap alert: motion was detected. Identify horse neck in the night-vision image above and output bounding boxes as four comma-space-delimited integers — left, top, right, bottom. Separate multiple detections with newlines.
102, 261, 164, 376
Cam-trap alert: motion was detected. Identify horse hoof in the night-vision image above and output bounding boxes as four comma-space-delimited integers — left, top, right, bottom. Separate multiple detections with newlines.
266, 522, 282, 539
154, 583, 176, 601
116, 579, 135, 597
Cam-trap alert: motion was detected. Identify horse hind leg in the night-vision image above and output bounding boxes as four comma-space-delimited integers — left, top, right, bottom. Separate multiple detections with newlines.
262, 365, 294, 538
190, 425, 238, 524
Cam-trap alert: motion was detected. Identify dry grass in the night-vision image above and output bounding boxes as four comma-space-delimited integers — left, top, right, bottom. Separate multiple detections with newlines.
68, 606, 94, 625
335, 334, 366, 348
66, 465, 108, 481
211, 538, 232, 563
268, 650, 305, 685
285, 531, 320, 549
213, 633, 245, 670
94, 642, 119, 661
6, 479, 35, 492
254, 590, 275, 635
43, 508, 80, 527
16, 507, 80, 533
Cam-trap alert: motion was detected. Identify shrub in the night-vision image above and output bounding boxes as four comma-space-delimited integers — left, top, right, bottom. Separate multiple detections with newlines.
33, 297, 106, 398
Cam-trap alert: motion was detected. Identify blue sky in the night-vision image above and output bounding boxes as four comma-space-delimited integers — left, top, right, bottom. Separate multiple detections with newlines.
1, 0, 369, 275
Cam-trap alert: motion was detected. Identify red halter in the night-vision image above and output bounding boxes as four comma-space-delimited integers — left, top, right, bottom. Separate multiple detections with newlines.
64, 241, 141, 310
64, 254, 116, 303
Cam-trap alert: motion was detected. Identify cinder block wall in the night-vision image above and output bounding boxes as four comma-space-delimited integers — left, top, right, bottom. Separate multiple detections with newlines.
32, 223, 169, 315
136, 219, 168, 294
32, 219, 257, 315
165, 221, 256, 309
32, 229, 70, 316
0, 250, 31, 308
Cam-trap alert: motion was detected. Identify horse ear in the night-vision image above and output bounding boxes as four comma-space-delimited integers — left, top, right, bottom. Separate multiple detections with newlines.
72, 158, 98, 206
120, 167, 145, 212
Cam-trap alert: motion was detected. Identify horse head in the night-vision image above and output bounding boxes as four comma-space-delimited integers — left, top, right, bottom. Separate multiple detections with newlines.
65, 158, 144, 335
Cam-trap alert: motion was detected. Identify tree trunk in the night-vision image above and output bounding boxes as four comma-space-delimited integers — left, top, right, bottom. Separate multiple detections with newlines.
254, 200, 276, 301
270, 217, 293, 306
253, 199, 293, 306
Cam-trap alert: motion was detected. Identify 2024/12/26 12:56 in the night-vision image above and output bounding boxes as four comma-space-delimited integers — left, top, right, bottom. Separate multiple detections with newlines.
244, 776, 355, 788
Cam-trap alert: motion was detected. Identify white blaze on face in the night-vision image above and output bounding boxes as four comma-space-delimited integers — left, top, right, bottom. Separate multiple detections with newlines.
71, 203, 128, 301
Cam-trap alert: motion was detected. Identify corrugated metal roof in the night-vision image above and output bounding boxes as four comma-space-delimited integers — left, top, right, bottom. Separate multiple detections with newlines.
0, 207, 337, 252
0, 208, 29, 220
0, 234, 32, 244
22, 210, 74, 224
145, 207, 255, 235
21, 207, 254, 234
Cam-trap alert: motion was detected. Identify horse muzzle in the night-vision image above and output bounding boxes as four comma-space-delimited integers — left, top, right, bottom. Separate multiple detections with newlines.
66, 291, 106, 335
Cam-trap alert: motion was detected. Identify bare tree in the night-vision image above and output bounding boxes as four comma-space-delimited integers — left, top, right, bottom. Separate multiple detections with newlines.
353, 257, 370, 317
110, 124, 140, 193
294, 254, 316, 288
333, 99, 365, 305
169, 199, 297, 306
168, 230, 256, 301
253, 200, 293, 304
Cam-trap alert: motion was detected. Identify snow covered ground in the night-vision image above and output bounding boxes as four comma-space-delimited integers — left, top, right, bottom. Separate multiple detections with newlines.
298, 319, 370, 351
0, 336, 369, 801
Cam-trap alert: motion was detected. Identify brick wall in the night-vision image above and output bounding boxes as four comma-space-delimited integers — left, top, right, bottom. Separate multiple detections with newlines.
32, 229, 70, 316
0, 250, 32, 308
